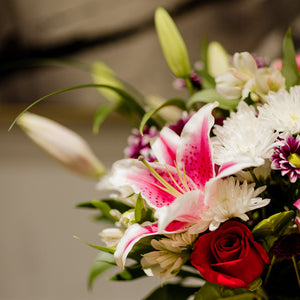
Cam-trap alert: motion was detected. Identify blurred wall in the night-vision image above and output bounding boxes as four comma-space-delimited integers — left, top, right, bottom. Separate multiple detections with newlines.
1, 0, 300, 299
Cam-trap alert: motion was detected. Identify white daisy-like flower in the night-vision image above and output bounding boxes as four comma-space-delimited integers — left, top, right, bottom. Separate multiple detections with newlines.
189, 177, 270, 233
141, 232, 198, 282
258, 86, 300, 136
212, 101, 278, 166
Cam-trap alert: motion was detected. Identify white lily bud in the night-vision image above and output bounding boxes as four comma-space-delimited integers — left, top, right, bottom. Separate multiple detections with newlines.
17, 112, 105, 179
207, 41, 230, 77
155, 7, 191, 78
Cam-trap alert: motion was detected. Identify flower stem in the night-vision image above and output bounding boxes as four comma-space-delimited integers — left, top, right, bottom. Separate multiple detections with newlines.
185, 78, 194, 96
263, 255, 275, 287
291, 256, 300, 288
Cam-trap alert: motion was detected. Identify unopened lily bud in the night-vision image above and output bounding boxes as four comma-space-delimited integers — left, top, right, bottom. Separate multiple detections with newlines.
91, 62, 124, 102
17, 112, 105, 179
207, 41, 230, 77
155, 7, 191, 78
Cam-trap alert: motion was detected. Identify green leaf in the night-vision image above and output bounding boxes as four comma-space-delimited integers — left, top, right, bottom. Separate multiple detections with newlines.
88, 252, 116, 289
139, 98, 186, 135
76, 199, 132, 213
109, 264, 145, 281
195, 69, 216, 89
9, 83, 148, 131
75, 202, 97, 209
194, 282, 267, 300
188, 89, 239, 111
200, 35, 209, 72
252, 210, 295, 238
90, 200, 118, 222
134, 194, 144, 223
134, 194, 154, 224
93, 102, 119, 133
127, 236, 156, 262
73, 235, 115, 254
143, 284, 198, 300
281, 28, 300, 90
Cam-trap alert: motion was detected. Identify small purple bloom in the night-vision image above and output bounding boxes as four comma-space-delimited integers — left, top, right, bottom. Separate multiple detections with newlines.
124, 127, 159, 162
173, 70, 202, 90
271, 233, 300, 259
168, 113, 191, 135
271, 135, 300, 183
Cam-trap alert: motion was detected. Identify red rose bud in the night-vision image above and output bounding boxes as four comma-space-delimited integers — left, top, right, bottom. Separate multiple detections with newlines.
190, 220, 270, 289
271, 233, 300, 259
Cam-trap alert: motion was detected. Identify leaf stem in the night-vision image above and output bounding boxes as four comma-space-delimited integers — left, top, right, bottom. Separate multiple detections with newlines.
185, 77, 194, 96
292, 256, 300, 288
263, 255, 275, 287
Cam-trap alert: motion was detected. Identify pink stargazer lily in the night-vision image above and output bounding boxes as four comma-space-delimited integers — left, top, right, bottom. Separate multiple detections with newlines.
110, 102, 249, 268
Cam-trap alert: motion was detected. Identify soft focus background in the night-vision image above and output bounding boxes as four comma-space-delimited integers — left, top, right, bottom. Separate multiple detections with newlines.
1, 0, 300, 299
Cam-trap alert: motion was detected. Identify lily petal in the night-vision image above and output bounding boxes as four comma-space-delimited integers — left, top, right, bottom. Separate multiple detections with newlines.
114, 222, 158, 268
110, 159, 197, 209
114, 220, 188, 268
151, 127, 180, 166
177, 102, 218, 189
155, 189, 205, 232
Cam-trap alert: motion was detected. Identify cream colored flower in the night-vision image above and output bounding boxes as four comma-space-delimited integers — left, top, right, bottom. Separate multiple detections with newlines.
141, 232, 198, 282
216, 52, 285, 101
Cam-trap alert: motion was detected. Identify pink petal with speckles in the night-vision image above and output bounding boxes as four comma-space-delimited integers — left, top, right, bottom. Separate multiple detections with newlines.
152, 127, 180, 166
155, 189, 205, 232
177, 102, 218, 190
110, 159, 197, 209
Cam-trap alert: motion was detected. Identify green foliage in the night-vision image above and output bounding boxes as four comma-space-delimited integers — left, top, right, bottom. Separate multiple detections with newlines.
93, 102, 119, 133
252, 210, 295, 238
88, 252, 116, 289
76, 199, 131, 212
134, 194, 154, 224
73, 235, 115, 254
188, 89, 239, 110
194, 282, 268, 300
109, 263, 145, 281
139, 98, 186, 135
143, 283, 199, 300
281, 28, 300, 90
252, 210, 295, 251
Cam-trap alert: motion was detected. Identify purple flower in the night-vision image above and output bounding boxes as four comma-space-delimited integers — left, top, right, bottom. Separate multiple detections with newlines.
124, 127, 159, 162
168, 113, 191, 135
271, 233, 300, 259
173, 70, 202, 90
271, 135, 300, 183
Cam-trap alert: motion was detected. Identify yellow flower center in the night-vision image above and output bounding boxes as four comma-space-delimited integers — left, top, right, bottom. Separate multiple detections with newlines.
288, 153, 300, 168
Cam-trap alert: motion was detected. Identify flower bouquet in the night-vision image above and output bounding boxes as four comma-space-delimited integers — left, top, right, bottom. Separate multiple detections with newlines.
13, 7, 300, 300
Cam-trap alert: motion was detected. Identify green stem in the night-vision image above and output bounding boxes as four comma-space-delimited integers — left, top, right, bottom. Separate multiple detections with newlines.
185, 77, 194, 96
263, 255, 276, 287
291, 256, 300, 288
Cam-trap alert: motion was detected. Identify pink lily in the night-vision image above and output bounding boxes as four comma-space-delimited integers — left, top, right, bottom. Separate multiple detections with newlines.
110, 102, 250, 268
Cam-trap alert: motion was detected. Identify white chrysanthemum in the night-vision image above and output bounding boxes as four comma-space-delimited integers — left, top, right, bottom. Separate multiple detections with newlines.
141, 232, 198, 282
189, 177, 270, 233
212, 101, 278, 166
258, 86, 300, 136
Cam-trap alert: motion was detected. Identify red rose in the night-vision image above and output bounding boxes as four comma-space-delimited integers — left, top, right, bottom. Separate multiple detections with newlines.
190, 220, 270, 289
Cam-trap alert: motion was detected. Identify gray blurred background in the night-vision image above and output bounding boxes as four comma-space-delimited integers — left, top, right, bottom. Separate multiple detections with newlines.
1, 0, 300, 299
